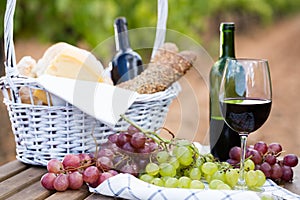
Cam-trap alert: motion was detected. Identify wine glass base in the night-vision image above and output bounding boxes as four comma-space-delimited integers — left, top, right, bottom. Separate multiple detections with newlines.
234, 185, 265, 192
234, 185, 248, 191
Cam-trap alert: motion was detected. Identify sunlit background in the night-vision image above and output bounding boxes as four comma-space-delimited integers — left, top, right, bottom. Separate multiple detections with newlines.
1, 0, 300, 165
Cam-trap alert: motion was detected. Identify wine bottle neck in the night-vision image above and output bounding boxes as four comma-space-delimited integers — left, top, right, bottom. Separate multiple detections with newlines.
219, 24, 235, 59
114, 17, 131, 52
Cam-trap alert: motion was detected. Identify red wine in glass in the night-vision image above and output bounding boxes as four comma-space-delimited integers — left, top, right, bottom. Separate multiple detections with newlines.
220, 97, 272, 135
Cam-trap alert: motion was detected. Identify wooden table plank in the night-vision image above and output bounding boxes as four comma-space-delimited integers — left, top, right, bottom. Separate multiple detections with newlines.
6, 180, 54, 200
44, 185, 90, 200
0, 160, 28, 182
84, 193, 120, 200
0, 167, 46, 199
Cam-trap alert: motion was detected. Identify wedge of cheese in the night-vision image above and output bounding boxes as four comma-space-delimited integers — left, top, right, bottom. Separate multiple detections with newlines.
33, 42, 106, 82
31, 42, 112, 105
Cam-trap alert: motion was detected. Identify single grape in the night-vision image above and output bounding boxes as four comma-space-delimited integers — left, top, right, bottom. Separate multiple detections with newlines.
201, 162, 218, 175
264, 154, 276, 165
137, 159, 148, 172
62, 154, 81, 171
225, 169, 239, 188
281, 165, 293, 182
244, 159, 255, 171
271, 163, 283, 180
145, 162, 159, 176
178, 176, 191, 188
260, 162, 272, 178
283, 154, 298, 167
130, 132, 146, 149
68, 171, 83, 190
151, 178, 164, 187
246, 149, 262, 164
254, 141, 268, 155
156, 151, 170, 163
245, 170, 258, 187
211, 170, 226, 182
164, 177, 178, 188
120, 163, 138, 176
189, 167, 202, 180
47, 159, 63, 174
108, 134, 118, 143
209, 179, 225, 189
140, 174, 154, 183
53, 173, 69, 192
122, 142, 135, 153
99, 172, 114, 184
255, 170, 266, 187
127, 125, 140, 135
97, 156, 113, 171
78, 153, 92, 166
176, 146, 193, 166
97, 149, 114, 160
159, 163, 176, 177
41, 173, 56, 190
147, 140, 158, 152
190, 180, 205, 189
116, 132, 131, 147
229, 146, 241, 161
83, 166, 100, 185
178, 155, 193, 166
169, 156, 180, 169
268, 143, 282, 155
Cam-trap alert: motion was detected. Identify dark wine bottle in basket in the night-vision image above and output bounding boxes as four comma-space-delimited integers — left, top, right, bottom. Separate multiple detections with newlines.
110, 17, 144, 85
209, 22, 241, 161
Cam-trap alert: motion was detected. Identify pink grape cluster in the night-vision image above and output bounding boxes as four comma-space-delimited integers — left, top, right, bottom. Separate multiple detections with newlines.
41, 125, 159, 191
40, 153, 119, 191
227, 141, 298, 183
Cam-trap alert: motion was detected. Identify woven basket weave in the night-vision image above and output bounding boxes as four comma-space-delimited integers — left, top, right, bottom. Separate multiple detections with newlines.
1, 0, 179, 166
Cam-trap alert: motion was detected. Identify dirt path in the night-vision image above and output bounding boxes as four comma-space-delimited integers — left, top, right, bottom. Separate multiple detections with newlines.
1, 14, 300, 165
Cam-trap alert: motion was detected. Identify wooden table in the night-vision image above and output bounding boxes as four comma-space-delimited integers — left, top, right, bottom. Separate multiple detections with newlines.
0, 160, 299, 200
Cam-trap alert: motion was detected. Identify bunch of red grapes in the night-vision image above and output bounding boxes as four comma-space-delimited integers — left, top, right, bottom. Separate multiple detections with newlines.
41, 125, 158, 191
227, 141, 298, 183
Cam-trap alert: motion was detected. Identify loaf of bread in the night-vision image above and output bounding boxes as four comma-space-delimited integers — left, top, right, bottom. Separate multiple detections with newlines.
15, 56, 43, 105
117, 43, 197, 94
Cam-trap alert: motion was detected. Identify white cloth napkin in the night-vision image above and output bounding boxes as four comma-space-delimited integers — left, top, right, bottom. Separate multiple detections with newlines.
36, 75, 139, 126
89, 173, 300, 200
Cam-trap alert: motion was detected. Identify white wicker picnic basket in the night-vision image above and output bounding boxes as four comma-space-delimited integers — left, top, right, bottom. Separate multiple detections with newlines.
0, 0, 180, 166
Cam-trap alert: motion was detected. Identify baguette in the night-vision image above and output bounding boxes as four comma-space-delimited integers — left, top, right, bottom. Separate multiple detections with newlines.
117, 43, 197, 94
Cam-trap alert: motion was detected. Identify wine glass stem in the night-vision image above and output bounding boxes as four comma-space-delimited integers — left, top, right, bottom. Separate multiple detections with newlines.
237, 135, 248, 189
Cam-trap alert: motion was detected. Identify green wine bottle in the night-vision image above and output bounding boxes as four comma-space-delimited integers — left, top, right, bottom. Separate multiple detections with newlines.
209, 22, 241, 161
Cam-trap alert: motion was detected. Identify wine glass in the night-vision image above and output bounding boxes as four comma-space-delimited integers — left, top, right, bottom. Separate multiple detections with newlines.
219, 58, 272, 190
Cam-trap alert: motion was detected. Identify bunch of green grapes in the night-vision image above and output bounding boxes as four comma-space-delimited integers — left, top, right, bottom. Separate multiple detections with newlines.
139, 139, 266, 190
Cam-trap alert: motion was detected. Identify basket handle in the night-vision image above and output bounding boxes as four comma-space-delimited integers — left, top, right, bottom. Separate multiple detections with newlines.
3, 0, 20, 102
4, 0, 18, 78
152, 0, 168, 59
